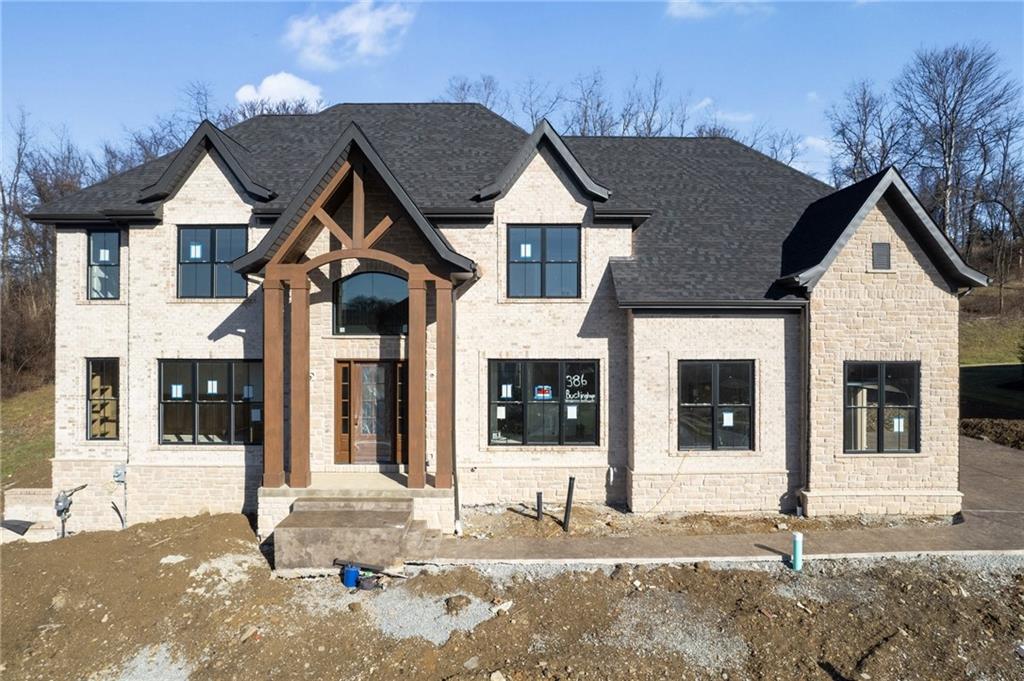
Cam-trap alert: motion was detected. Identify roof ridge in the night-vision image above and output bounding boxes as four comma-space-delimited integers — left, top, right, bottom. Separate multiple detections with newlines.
716, 136, 834, 191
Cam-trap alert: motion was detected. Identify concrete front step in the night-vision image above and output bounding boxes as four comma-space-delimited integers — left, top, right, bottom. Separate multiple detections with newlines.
3, 488, 53, 524
274, 508, 412, 570
292, 496, 413, 513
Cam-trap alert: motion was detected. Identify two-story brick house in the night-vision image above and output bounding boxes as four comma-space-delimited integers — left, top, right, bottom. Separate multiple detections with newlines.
28, 103, 987, 548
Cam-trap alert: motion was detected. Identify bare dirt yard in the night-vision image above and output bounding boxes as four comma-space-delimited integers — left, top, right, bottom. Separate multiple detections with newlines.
2, 513, 1023, 681
458, 503, 948, 540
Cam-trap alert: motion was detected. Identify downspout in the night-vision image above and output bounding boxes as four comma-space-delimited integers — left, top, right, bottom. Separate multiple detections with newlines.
449, 270, 476, 535
800, 298, 811, 513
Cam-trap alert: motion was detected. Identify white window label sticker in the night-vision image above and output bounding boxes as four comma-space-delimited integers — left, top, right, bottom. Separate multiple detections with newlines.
206, 379, 218, 394
520, 243, 532, 258
171, 384, 184, 399
893, 416, 905, 433
501, 383, 513, 399
242, 384, 254, 400
496, 406, 506, 420
567, 404, 578, 420
252, 408, 261, 422
189, 242, 203, 259
722, 410, 734, 428
99, 248, 111, 262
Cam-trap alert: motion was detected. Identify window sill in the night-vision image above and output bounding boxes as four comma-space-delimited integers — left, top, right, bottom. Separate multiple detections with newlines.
484, 444, 602, 453
498, 297, 589, 305
672, 449, 758, 458
323, 334, 407, 340
168, 297, 250, 304
866, 269, 895, 274
841, 451, 925, 459
77, 299, 125, 306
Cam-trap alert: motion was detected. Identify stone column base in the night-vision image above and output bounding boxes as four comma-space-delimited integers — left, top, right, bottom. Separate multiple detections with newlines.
799, 488, 962, 517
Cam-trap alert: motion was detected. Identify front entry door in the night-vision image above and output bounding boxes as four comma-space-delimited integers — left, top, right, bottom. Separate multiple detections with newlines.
335, 360, 405, 464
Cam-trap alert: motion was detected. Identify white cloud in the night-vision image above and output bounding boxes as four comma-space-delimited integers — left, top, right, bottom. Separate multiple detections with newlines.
284, 1, 415, 71
806, 91, 820, 103
235, 72, 323, 105
800, 135, 832, 154
666, 1, 774, 21
666, 1, 713, 20
690, 96, 714, 112
718, 110, 755, 124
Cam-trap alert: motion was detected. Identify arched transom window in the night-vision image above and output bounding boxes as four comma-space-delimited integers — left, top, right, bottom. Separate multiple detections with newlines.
333, 272, 408, 335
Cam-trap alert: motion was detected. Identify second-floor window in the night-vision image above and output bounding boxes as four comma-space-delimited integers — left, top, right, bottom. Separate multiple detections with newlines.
178, 226, 247, 298
507, 225, 580, 298
88, 231, 120, 299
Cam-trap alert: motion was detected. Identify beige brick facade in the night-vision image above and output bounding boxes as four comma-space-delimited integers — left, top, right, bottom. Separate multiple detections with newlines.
801, 199, 962, 516
627, 311, 803, 514
48, 144, 965, 537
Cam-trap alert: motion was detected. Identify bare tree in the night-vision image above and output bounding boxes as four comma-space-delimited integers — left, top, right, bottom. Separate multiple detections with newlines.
621, 71, 677, 137
893, 43, 1022, 246
516, 77, 563, 128
439, 75, 511, 116
828, 80, 912, 185
562, 70, 618, 136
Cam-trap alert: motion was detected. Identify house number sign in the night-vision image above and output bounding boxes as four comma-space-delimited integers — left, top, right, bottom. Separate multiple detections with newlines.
564, 371, 596, 402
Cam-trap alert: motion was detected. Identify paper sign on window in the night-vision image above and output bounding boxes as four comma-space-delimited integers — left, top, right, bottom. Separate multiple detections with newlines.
206, 380, 218, 394
252, 408, 262, 422
496, 406, 506, 420
99, 248, 111, 262
722, 410, 734, 428
893, 416, 905, 433
243, 385, 254, 400
189, 242, 203, 259
567, 405, 578, 420
519, 243, 532, 258
171, 384, 184, 399
501, 384, 513, 399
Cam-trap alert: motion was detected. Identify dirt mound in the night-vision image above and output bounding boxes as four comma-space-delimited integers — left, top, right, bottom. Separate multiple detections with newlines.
3, 513, 1023, 680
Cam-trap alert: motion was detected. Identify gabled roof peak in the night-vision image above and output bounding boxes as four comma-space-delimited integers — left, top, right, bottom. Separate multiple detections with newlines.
778, 165, 988, 290
474, 119, 610, 202
137, 120, 276, 204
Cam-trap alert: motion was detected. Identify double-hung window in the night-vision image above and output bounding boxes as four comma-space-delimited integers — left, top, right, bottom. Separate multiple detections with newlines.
507, 226, 580, 298
87, 358, 119, 440
844, 361, 919, 453
159, 359, 263, 445
88, 231, 120, 299
178, 226, 248, 298
678, 360, 754, 450
489, 359, 598, 445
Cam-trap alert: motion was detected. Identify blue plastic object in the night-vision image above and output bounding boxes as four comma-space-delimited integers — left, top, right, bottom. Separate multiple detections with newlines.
343, 564, 360, 588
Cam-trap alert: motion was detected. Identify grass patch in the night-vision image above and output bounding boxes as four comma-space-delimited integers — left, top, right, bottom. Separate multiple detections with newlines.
1, 384, 54, 488
959, 316, 1023, 366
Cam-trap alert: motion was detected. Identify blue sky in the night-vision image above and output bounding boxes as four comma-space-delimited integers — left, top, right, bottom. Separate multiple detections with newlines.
3, 1, 1022, 178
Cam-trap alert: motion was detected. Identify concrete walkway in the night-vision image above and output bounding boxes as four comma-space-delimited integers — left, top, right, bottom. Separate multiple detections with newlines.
432, 437, 1024, 564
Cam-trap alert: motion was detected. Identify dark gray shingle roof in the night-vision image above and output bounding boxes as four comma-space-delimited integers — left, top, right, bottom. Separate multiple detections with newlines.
567, 136, 834, 303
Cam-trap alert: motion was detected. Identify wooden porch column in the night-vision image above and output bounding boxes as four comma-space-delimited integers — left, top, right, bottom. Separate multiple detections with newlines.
287, 275, 311, 488
262, 279, 285, 487
407, 276, 428, 489
434, 280, 454, 489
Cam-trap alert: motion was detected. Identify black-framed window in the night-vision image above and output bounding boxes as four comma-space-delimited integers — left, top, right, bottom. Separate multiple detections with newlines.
87, 358, 119, 440
507, 225, 580, 298
678, 360, 754, 450
159, 359, 263, 445
871, 242, 892, 270
844, 361, 919, 453
178, 226, 247, 298
488, 359, 598, 445
88, 231, 120, 299
333, 272, 408, 335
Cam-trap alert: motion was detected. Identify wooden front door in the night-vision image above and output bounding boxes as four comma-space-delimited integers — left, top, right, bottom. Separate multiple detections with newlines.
334, 360, 406, 464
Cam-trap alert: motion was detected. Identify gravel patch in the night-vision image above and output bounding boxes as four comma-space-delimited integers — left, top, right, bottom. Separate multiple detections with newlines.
369, 587, 494, 645
593, 590, 748, 671
186, 552, 264, 597
92, 644, 192, 681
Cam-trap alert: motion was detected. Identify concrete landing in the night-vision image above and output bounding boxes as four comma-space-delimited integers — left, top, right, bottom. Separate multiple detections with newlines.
273, 496, 440, 571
